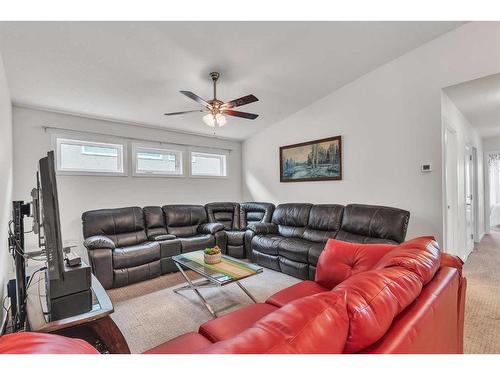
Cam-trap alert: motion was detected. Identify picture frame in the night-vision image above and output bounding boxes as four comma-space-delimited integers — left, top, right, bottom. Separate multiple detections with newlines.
279, 136, 342, 182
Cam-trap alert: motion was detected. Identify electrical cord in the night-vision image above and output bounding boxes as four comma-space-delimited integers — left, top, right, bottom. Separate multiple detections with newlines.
8, 220, 47, 261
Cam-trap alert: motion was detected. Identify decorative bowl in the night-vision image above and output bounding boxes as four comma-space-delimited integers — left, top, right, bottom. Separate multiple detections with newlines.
204, 252, 222, 264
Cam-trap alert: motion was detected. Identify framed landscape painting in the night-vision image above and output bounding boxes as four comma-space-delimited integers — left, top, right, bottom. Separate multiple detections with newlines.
280, 136, 342, 182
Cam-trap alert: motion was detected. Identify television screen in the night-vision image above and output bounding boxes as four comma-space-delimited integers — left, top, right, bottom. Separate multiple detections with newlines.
38, 151, 64, 281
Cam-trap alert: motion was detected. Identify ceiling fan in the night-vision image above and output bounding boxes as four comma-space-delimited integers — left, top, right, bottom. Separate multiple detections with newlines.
164, 72, 259, 128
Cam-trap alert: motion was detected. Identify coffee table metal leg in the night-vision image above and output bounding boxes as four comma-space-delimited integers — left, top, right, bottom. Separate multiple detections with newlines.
236, 281, 258, 303
173, 263, 218, 318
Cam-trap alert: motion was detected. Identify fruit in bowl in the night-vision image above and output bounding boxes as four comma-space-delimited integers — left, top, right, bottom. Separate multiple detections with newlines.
204, 246, 222, 264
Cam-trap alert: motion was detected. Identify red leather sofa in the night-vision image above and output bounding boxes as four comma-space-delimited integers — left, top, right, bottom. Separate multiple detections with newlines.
0, 236, 466, 354
144, 236, 466, 354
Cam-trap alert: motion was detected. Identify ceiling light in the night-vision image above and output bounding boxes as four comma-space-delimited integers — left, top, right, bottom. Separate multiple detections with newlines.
203, 113, 227, 128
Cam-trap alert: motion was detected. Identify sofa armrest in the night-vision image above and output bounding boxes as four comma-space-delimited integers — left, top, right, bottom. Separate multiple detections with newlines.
87, 248, 114, 289
84, 235, 115, 250
149, 234, 177, 241
440, 252, 464, 276
198, 223, 225, 234
246, 222, 278, 235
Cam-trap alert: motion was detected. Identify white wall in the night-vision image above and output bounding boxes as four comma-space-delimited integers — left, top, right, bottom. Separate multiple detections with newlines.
242, 22, 500, 255
12, 106, 243, 261
0, 53, 13, 328
441, 92, 484, 260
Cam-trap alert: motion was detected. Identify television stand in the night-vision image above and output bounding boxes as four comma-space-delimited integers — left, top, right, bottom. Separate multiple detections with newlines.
26, 273, 130, 354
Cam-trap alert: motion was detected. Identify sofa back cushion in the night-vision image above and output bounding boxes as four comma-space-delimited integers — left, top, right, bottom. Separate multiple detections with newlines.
200, 291, 349, 354
302, 204, 344, 243
239, 202, 275, 228
82, 206, 147, 247
206, 202, 240, 230
162, 205, 208, 237
315, 239, 397, 289
332, 236, 441, 353
374, 236, 440, 285
336, 204, 410, 244
334, 267, 424, 353
272, 203, 312, 238
143, 206, 168, 239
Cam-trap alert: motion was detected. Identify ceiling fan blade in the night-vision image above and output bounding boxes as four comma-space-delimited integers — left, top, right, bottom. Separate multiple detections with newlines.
223, 94, 259, 109
164, 109, 204, 116
223, 109, 259, 120
180, 91, 211, 108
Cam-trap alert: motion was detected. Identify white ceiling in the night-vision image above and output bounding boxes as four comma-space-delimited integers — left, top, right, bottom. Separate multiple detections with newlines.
445, 72, 500, 139
0, 22, 463, 140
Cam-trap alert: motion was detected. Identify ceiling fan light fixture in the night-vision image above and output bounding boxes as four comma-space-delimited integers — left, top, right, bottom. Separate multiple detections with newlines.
215, 113, 227, 127
203, 113, 216, 127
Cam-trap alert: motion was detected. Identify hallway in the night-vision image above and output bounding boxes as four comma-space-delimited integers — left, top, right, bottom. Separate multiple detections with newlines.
463, 230, 500, 353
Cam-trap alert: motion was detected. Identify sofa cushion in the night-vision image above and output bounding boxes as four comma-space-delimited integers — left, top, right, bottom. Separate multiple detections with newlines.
206, 202, 240, 230
199, 303, 278, 342
162, 205, 208, 237
200, 291, 349, 354
277, 238, 316, 263
336, 204, 410, 244
315, 239, 397, 289
143, 332, 213, 354
374, 236, 440, 285
334, 266, 429, 353
143, 206, 168, 240
240, 202, 275, 228
179, 235, 215, 253
302, 204, 344, 243
82, 206, 147, 247
307, 242, 327, 266
226, 230, 245, 246
0, 332, 99, 354
113, 241, 161, 269
252, 234, 286, 255
266, 280, 329, 307
272, 203, 312, 238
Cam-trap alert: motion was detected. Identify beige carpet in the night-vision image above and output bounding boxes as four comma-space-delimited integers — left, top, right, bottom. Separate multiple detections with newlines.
463, 230, 500, 353
107, 268, 298, 353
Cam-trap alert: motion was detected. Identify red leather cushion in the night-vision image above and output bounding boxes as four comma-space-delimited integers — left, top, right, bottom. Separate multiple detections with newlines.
199, 303, 278, 342
362, 267, 461, 354
374, 236, 440, 285
143, 332, 212, 354
334, 266, 424, 353
199, 291, 349, 354
315, 239, 397, 289
265, 280, 329, 307
0, 332, 99, 354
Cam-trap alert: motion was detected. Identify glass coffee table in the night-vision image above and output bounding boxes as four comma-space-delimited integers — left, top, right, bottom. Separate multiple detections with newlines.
172, 250, 263, 318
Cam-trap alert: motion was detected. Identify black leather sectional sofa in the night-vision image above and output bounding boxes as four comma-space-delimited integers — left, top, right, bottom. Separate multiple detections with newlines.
82, 202, 409, 289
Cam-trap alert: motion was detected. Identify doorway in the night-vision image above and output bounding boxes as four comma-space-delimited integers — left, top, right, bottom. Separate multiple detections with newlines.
486, 151, 500, 233
464, 145, 478, 253
444, 125, 459, 252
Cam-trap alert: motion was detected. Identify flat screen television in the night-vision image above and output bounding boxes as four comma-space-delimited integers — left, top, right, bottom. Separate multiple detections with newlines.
37, 150, 65, 282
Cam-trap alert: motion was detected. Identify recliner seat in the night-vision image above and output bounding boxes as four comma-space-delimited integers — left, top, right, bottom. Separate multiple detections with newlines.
82, 206, 181, 289
247, 203, 409, 280
205, 201, 275, 258
162, 204, 226, 253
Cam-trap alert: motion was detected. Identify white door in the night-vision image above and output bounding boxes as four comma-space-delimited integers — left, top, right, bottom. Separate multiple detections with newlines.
445, 127, 458, 252
465, 146, 474, 253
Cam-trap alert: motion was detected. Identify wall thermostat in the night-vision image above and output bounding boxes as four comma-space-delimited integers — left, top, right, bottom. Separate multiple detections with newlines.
421, 163, 432, 173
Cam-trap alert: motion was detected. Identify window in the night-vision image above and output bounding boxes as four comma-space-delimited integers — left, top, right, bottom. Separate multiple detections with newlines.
190, 151, 227, 177
55, 137, 125, 175
133, 145, 183, 176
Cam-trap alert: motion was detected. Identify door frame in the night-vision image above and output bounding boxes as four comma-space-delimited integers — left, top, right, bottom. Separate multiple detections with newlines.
442, 122, 459, 253
464, 144, 478, 251
484, 150, 500, 234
